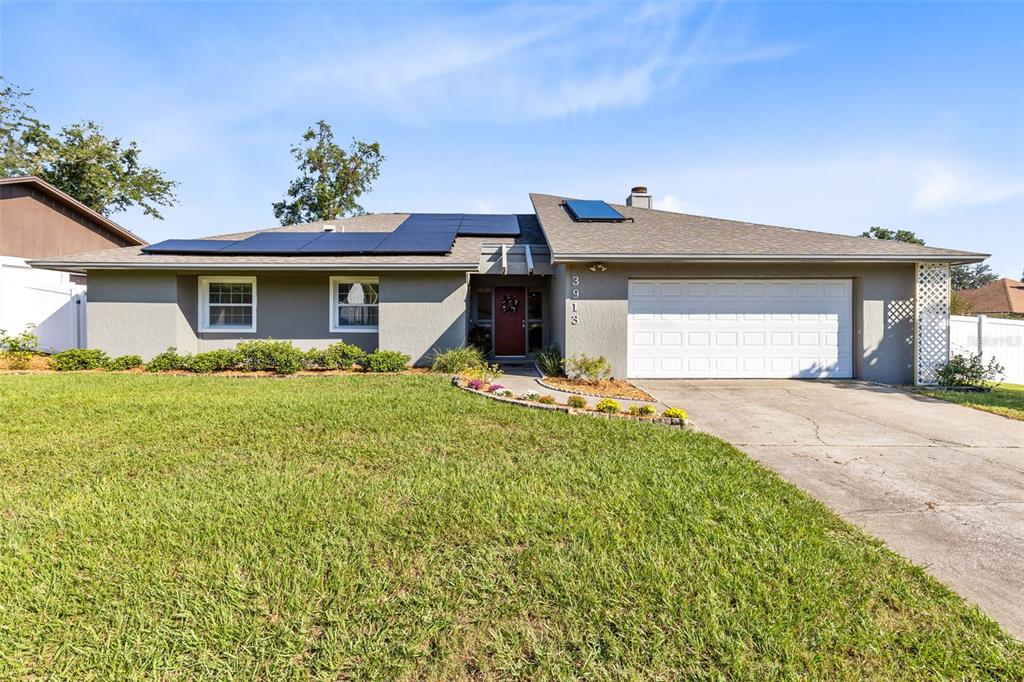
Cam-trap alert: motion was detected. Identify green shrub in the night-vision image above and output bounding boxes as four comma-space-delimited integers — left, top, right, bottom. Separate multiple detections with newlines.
629, 404, 657, 417
535, 346, 563, 377
363, 350, 410, 373
303, 347, 327, 369
564, 353, 611, 383
49, 349, 110, 371
146, 347, 188, 372
185, 349, 240, 373
537, 395, 556, 405
107, 355, 143, 371
430, 346, 486, 373
936, 352, 1004, 388
595, 398, 621, 414
1, 326, 40, 369
566, 395, 587, 409
235, 339, 305, 375
324, 341, 366, 369
663, 407, 689, 420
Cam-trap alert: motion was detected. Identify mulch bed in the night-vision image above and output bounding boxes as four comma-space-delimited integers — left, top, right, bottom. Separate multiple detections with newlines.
538, 375, 655, 401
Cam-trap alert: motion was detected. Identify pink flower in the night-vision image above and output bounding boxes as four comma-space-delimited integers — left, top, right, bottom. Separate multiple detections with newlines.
467, 379, 483, 390
487, 383, 504, 393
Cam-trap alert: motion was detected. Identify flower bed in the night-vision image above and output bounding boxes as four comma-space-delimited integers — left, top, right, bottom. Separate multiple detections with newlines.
536, 374, 655, 401
454, 377, 691, 430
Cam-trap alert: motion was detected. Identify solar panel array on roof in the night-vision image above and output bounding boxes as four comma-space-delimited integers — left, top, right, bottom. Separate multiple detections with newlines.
563, 199, 625, 222
141, 239, 234, 254
220, 232, 321, 254
299, 232, 387, 253
457, 214, 521, 236
141, 213, 522, 256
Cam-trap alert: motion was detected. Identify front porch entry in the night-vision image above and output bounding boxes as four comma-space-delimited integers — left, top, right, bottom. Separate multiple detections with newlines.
494, 286, 527, 356
469, 275, 551, 359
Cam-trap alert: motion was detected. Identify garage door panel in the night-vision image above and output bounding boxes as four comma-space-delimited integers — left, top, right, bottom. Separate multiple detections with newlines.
628, 279, 853, 379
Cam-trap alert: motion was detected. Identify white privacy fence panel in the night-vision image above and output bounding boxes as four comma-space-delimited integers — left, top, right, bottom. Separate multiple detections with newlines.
950, 314, 1024, 384
0, 256, 86, 353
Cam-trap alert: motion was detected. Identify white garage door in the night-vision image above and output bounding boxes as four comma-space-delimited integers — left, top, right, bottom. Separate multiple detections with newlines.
628, 279, 853, 379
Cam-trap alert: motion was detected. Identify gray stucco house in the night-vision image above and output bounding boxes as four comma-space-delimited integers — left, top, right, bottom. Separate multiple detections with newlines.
30, 187, 986, 385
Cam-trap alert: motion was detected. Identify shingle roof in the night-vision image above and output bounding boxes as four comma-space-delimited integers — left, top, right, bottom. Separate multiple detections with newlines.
29, 191, 987, 272
959, 278, 1024, 314
530, 193, 987, 263
28, 213, 543, 271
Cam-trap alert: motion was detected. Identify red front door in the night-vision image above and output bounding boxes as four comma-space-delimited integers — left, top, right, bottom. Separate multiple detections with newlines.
493, 286, 526, 356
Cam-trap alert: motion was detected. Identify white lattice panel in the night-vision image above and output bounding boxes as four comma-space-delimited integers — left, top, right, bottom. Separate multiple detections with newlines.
915, 262, 950, 385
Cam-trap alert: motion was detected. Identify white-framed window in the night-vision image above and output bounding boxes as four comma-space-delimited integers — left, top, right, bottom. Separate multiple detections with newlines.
199, 276, 256, 332
330, 276, 379, 332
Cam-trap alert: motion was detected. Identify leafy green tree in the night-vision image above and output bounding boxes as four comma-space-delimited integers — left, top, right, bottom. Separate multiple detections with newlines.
860, 226, 926, 245
0, 77, 45, 176
0, 76, 178, 219
951, 262, 999, 291
273, 120, 384, 225
861, 223, 1000, 292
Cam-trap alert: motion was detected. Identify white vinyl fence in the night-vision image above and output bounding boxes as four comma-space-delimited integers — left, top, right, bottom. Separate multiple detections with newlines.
950, 314, 1024, 384
0, 256, 86, 353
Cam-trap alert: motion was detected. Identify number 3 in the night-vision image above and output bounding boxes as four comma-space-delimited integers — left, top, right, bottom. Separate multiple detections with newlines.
571, 275, 580, 286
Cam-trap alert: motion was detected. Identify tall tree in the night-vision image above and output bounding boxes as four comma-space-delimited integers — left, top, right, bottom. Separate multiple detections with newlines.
861, 223, 1000, 291
951, 263, 999, 291
0, 77, 45, 175
0, 76, 178, 219
860, 225, 926, 245
273, 121, 384, 225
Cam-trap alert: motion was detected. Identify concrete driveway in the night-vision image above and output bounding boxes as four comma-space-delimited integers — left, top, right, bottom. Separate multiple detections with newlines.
634, 379, 1024, 638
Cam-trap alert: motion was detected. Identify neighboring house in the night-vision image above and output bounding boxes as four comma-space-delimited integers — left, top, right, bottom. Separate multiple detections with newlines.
29, 187, 986, 384
958, 278, 1024, 316
0, 176, 146, 351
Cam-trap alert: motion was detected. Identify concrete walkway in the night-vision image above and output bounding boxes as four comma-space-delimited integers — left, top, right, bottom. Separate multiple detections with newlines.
494, 364, 667, 411
634, 379, 1024, 639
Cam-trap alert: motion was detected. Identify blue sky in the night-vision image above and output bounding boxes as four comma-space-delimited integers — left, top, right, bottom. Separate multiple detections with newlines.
3, 1, 1022, 276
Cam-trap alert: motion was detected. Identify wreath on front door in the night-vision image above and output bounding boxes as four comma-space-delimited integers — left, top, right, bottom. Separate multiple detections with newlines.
500, 294, 520, 314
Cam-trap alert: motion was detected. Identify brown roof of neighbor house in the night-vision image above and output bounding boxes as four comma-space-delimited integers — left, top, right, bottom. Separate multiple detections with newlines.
0, 176, 146, 246
530, 193, 987, 263
28, 213, 544, 272
958, 278, 1024, 314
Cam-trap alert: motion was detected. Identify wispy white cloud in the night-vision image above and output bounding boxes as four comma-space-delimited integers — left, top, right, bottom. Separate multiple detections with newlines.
640, 149, 1022, 273
913, 162, 1024, 210
281, 3, 802, 124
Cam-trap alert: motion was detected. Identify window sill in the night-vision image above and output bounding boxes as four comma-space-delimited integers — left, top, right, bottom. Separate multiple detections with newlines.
329, 326, 379, 333
199, 326, 256, 333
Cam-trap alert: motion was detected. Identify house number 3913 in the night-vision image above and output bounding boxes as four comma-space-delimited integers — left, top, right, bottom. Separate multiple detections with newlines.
570, 275, 581, 325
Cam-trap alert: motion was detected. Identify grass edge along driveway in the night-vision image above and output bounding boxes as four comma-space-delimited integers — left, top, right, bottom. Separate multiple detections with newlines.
0, 374, 1021, 679
918, 382, 1024, 420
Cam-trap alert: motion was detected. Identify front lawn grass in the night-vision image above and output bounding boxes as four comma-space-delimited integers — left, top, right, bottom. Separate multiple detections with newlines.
0, 374, 1020, 679
918, 382, 1024, 420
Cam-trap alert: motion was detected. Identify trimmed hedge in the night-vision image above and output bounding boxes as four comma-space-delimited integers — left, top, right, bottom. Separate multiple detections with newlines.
107, 355, 144, 371
146, 348, 188, 372
235, 340, 305, 375
49, 349, 110, 371
364, 350, 410, 373
185, 349, 240, 373
323, 341, 366, 370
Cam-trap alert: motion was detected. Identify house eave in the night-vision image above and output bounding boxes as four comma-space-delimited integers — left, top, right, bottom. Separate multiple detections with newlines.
549, 253, 989, 265
26, 260, 480, 273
